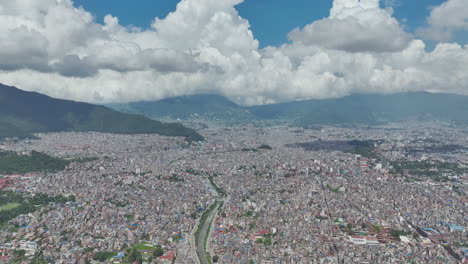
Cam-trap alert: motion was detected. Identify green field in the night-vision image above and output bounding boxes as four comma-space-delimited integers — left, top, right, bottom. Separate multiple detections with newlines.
0, 203, 20, 212
133, 243, 157, 251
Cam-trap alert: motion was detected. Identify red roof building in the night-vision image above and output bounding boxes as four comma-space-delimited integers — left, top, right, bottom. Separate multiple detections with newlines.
159, 251, 175, 261
0, 178, 13, 189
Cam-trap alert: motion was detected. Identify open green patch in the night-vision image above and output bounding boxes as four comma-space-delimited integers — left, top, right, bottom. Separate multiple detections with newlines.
0, 202, 20, 212
133, 243, 157, 251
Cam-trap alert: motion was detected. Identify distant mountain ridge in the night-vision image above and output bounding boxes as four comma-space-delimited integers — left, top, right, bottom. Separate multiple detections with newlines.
0, 84, 203, 141
111, 92, 468, 126
250, 92, 468, 125
110, 94, 256, 122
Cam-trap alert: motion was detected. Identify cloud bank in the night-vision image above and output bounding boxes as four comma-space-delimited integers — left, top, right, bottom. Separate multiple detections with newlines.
417, 0, 468, 42
0, 0, 467, 105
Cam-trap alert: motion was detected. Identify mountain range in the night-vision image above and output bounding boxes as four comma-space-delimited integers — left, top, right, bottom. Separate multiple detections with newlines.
111, 92, 468, 126
3, 82, 468, 142
110, 94, 253, 123
0, 84, 203, 141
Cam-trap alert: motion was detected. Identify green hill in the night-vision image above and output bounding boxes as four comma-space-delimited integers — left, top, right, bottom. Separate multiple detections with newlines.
0, 84, 203, 141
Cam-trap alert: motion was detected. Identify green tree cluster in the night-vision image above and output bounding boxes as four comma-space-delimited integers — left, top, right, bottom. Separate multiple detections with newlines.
153, 246, 164, 257
93, 252, 116, 262
0, 151, 70, 174
0, 190, 75, 224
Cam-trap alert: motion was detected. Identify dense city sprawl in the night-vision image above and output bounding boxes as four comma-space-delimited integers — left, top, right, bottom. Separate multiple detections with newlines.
0, 121, 467, 264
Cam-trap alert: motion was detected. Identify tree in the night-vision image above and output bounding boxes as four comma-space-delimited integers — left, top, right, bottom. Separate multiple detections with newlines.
213, 255, 219, 263
373, 225, 382, 233
93, 252, 115, 262
258, 144, 272, 150
83, 247, 95, 253
153, 247, 164, 258
346, 223, 354, 235
389, 229, 408, 240
14, 249, 26, 258
127, 249, 143, 264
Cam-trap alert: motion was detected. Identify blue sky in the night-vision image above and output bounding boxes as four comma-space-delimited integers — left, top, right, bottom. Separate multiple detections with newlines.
73, 0, 449, 47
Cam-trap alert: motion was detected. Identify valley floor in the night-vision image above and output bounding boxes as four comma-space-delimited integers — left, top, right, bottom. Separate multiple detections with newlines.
0, 121, 466, 263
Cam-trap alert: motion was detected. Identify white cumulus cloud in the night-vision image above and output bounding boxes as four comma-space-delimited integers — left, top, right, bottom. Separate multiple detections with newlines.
0, 0, 467, 105
417, 0, 468, 42
289, 0, 412, 52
